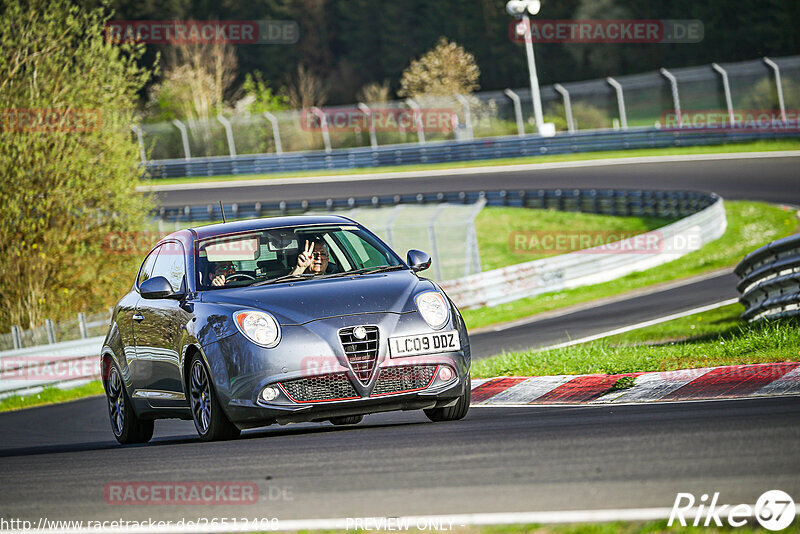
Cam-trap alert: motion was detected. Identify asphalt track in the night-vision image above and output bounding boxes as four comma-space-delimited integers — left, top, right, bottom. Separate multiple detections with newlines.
0, 396, 798, 523
153, 155, 800, 207
469, 271, 738, 358
0, 155, 798, 527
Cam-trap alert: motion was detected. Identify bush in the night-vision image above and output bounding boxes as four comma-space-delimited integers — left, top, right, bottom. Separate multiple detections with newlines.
0, 0, 152, 330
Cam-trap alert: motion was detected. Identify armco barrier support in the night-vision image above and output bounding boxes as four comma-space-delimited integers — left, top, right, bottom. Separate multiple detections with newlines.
142, 127, 799, 179
736, 234, 800, 322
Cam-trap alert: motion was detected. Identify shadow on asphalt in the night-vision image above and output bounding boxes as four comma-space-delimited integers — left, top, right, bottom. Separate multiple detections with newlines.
0, 418, 433, 459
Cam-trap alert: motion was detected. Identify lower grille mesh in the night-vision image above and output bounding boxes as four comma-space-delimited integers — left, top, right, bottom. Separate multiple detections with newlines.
280, 373, 358, 402
372, 365, 437, 395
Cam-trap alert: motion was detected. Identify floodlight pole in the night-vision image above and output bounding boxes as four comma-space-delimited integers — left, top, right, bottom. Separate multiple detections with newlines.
520, 14, 546, 135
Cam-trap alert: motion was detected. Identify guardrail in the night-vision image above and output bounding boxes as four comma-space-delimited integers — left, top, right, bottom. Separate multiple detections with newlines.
735, 234, 800, 322
0, 336, 104, 398
143, 126, 799, 179
157, 188, 716, 223
440, 193, 726, 309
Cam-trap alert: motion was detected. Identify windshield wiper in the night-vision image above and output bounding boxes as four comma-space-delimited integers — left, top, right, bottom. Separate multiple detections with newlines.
321, 265, 406, 278
251, 273, 315, 286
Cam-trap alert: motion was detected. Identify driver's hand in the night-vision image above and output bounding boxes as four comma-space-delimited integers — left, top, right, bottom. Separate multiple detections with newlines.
212, 275, 226, 286
291, 240, 314, 274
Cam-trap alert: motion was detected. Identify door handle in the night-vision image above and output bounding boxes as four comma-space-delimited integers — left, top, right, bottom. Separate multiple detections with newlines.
132, 313, 145, 322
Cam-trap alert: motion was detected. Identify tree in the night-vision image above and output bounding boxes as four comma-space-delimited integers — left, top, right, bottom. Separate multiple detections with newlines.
0, 0, 152, 330
147, 42, 238, 122
398, 37, 480, 98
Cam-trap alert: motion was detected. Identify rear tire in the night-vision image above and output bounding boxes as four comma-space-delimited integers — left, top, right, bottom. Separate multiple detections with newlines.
189, 356, 241, 441
329, 415, 364, 426
424, 376, 471, 422
104, 360, 154, 444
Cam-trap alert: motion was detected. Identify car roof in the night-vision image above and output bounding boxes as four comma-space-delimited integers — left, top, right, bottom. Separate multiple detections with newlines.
186, 214, 359, 240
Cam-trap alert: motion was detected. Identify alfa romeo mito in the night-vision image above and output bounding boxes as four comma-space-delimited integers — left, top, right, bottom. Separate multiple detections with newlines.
101, 215, 471, 443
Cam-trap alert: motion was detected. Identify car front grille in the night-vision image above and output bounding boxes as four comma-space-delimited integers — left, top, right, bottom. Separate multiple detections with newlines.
279, 373, 359, 403
339, 325, 379, 385
371, 365, 438, 396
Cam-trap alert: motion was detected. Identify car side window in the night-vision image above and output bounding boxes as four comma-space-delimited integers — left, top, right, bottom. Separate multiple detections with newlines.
151, 241, 186, 292
137, 246, 161, 287
337, 231, 392, 269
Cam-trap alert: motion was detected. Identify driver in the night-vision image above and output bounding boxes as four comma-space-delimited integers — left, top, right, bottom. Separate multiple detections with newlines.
211, 261, 236, 287
291, 239, 330, 275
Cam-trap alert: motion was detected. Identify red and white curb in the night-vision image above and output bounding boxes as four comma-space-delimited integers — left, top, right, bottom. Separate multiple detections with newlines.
470, 362, 800, 405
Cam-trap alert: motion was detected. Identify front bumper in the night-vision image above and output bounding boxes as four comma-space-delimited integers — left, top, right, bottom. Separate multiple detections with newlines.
227, 372, 468, 426
202, 311, 470, 426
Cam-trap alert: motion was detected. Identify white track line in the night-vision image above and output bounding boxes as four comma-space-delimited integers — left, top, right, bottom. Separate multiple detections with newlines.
539, 298, 740, 351
139, 150, 800, 192
482, 268, 734, 334
11, 507, 795, 533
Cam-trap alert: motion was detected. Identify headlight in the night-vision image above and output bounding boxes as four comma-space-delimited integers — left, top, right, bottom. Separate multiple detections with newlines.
233, 310, 281, 347
415, 291, 449, 330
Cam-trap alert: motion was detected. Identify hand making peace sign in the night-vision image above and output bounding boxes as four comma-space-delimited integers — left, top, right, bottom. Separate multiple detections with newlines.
292, 240, 315, 274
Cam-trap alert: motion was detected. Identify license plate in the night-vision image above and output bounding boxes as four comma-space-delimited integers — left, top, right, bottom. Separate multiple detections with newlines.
389, 330, 460, 358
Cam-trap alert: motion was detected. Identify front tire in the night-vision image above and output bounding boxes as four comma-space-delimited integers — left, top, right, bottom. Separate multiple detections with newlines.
104, 360, 154, 444
189, 356, 240, 441
424, 376, 471, 422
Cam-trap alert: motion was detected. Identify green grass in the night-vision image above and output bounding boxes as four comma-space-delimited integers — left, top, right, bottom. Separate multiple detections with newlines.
141, 139, 800, 187
472, 303, 800, 378
475, 207, 673, 271
463, 201, 798, 331
0, 381, 104, 413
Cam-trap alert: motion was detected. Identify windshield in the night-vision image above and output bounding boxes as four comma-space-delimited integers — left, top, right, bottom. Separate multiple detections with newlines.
196, 224, 404, 290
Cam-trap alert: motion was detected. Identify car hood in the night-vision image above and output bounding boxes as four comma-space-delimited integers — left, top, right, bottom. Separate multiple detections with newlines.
200, 271, 433, 325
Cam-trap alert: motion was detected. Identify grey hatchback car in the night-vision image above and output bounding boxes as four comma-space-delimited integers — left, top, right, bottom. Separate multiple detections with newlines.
101, 215, 471, 443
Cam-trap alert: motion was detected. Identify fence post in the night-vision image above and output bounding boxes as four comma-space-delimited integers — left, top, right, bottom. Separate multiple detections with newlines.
553, 84, 575, 133
503, 89, 526, 136
428, 205, 446, 280
660, 68, 682, 127
384, 205, 405, 249
11, 325, 21, 350
455, 94, 473, 140
131, 125, 147, 164
262, 111, 283, 154
310, 107, 332, 153
217, 115, 237, 157
711, 63, 735, 126
45, 319, 56, 344
357, 103, 378, 149
405, 98, 426, 145
606, 77, 628, 130
78, 312, 88, 339
763, 57, 787, 125
171, 119, 191, 160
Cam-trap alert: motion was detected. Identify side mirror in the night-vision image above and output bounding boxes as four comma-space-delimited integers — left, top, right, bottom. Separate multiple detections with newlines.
140, 276, 182, 299
406, 249, 431, 272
